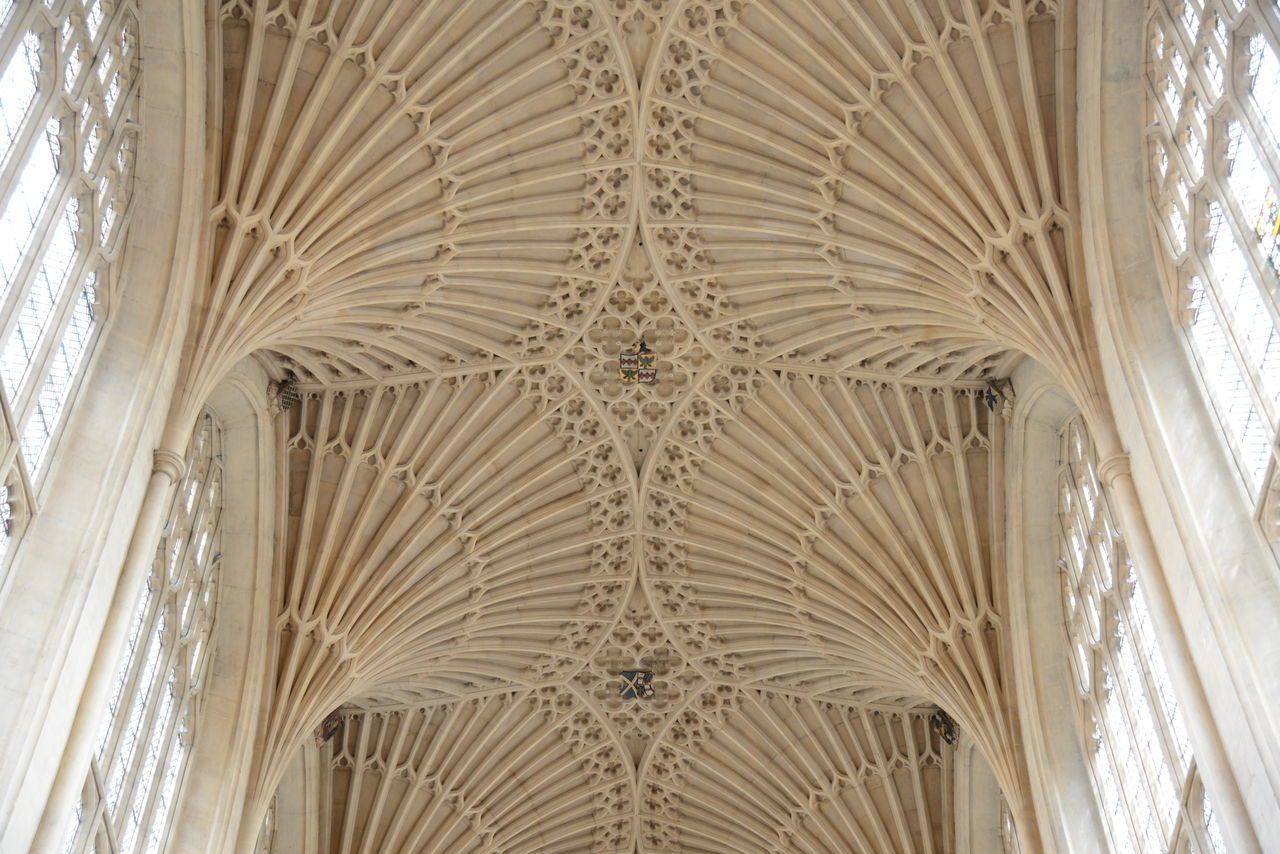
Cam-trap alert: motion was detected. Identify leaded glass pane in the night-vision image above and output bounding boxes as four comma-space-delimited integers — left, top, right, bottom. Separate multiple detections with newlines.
0, 31, 40, 163
0, 119, 59, 294
1058, 415, 1228, 853
1149, 0, 1280, 495
0, 0, 140, 572
66, 412, 223, 854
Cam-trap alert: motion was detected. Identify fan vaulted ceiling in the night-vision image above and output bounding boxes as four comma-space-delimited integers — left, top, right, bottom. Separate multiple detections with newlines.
194, 0, 1082, 850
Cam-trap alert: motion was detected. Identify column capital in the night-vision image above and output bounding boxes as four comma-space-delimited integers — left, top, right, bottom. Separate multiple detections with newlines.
1097, 452, 1132, 487
152, 448, 186, 482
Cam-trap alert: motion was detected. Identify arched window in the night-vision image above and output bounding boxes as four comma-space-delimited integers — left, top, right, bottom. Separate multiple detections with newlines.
253, 794, 277, 854
1147, 0, 1280, 496
1057, 416, 1228, 853
0, 0, 139, 562
61, 412, 224, 854
1000, 797, 1022, 853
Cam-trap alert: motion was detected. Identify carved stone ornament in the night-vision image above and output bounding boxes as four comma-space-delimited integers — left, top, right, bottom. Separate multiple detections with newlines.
199, 0, 1085, 847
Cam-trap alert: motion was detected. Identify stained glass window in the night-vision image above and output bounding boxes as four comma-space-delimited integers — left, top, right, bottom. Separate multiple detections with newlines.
1057, 416, 1226, 854
62, 412, 224, 854
0, 0, 139, 568
1148, 0, 1280, 493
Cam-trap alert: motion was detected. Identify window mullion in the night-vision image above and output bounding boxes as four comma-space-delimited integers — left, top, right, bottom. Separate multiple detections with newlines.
1120, 582, 1193, 770
2, 181, 94, 395
1092, 677, 1151, 852
1210, 134, 1280, 310
0, 70, 54, 199
11, 248, 97, 468
1178, 264, 1276, 486
0, 146, 75, 330
1098, 621, 1176, 849
1057, 415, 1226, 853
131, 695, 191, 854
0, 4, 41, 62
110, 628, 182, 848
100, 797, 122, 854
1110, 607, 1183, 843
64, 759, 106, 854
1194, 261, 1279, 425
1228, 19, 1280, 180
96, 578, 166, 797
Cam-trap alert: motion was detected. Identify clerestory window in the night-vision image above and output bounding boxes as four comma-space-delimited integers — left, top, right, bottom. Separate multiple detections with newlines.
61, 411, 224, 854
1147, 0, 1280, 500
1057, 416, 1228, 854
0, 0, 139, 567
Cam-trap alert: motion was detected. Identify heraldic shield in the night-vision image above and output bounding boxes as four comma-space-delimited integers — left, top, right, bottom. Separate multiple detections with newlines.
619, 670, 655, 699
619, 340, 657, 384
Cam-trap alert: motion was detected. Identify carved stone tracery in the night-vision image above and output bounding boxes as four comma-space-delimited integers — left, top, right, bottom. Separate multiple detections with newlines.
201, 0, 1087, 849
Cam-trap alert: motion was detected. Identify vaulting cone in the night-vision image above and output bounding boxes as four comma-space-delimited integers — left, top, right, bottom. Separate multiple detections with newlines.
619, 340, 657, 384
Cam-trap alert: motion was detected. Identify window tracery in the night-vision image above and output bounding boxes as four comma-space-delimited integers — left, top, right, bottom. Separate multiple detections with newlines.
252, 794, 276, 854
61, 411, 224, 854
0, 0, 139, 564
1000, 796, 1022, 854
1148, 0, 1280, 493
1057, 416, 1226, 854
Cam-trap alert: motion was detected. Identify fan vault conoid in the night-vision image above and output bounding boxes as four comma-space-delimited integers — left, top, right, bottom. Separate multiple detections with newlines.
186, 0, 1090, 850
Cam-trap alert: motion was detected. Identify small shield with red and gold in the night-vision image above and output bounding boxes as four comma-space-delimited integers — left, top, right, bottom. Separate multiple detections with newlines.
619, 341, 656, 384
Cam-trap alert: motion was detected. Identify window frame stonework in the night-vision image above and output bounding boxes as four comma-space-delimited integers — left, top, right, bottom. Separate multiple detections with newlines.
1057, 415, 1228, 854
1146, 0, 1280, 510
61, 411, 224, 854
0, 0, 140, 570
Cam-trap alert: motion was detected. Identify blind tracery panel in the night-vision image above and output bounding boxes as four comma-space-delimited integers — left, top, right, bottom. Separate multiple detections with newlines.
1057, 417, 1227, 854
1148, 0, 1280, 493
0, 0, 139, 565
62, 412, 224, 854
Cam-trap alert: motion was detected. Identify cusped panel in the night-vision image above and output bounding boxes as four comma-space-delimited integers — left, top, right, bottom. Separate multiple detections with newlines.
646, 368, 997, 697
641, 367, 1024, 802
640, 689, 950, 853
197, 0, 635, 393
256, 368, 633, 802
323, 692, 633, 853
642, 0, 1084, 383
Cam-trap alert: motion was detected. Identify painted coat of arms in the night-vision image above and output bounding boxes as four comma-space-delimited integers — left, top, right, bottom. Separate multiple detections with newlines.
315, 708, 344, 744
619, 670, 655, 699
619, 341, 657, 384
